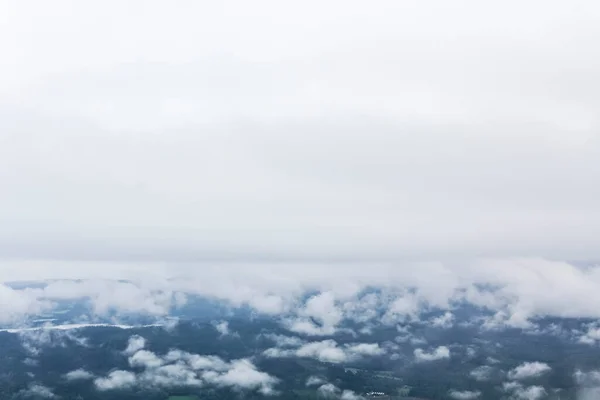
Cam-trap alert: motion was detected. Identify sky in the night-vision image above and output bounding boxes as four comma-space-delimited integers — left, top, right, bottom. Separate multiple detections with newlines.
1, 1, 600, 327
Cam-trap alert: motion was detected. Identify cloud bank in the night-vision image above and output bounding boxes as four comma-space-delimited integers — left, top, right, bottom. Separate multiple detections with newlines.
1, 0, 600, 264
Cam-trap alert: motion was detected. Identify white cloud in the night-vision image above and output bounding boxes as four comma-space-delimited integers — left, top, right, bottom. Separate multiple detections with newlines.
449, 390, 481, 400
0, 285, 51, 324
317, 383, 340, 397
345, 343, 384, 357
315, 383, 362, 400
579, 323, 600, 345
95, 370, 137, 391
263, 334, 305, 348
96, 335, 278, 393
129, 350, 165, 369
382, 292, 422, 325
2, 1, 600, 297
124, 335, 146, 355
3, 5, 600, 373
414, 346, 450, 362
19, 384, 56, 398
214, 320, 231, 336
202, 359, 278, 395
64, 369, 94, 381
343, 293, 380, 324
264, 339, 384, 364
248, 294, 287, 315
431, 312, 455, 329
144, 363, 203, 388
5, 258, 600, 333
165, 350, 229, 371
41, 279, 184, 316
306, 376, 326, 386
296, 340, 349, 363
503, 382, 547, 400
288, 292, 343, 336
508, 362, 551, 381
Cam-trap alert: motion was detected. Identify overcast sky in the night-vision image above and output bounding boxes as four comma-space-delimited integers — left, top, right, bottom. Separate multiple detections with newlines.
1, 0, 600, 268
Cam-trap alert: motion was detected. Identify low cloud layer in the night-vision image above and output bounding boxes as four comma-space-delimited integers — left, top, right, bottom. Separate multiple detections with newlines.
1, 1, 600, 264
1, 2, 599, 398
1, 0, 600, 353
4, 258, 600, 339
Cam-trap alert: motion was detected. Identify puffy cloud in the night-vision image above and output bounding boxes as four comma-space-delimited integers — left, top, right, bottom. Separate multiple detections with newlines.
95, 370, 137, 391
129, 350, 165, 369
382, 292, 422, 325
579, 323, 600, 345
41, 279, 185, 316
96, 335, 278, 393
306, 376, 326, 387
463, 259, 600, 327
318, 383, 340, 397
0, 278, 191, 327
414, 346, 450, 362
202, 359, 278, 395
263, 334, 305, 348
346, 343, 384, 356
264, 339, 384, 364
143, 363, 203, 388
316, 383, 362, 400
214, 320, 230, 336
0, 285, 51, 324
165, 351, 229, 372
449, 390, 481, 400
516, 386, 547, 400
296, 340, 349, 363
124, 335, 146, 355
64, 369, 94, 381
431, 312, 455, 329
342, 293, 380, 324
288, 292, 343, 336
503, 382, 547, 400
508, 362, 551, 381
